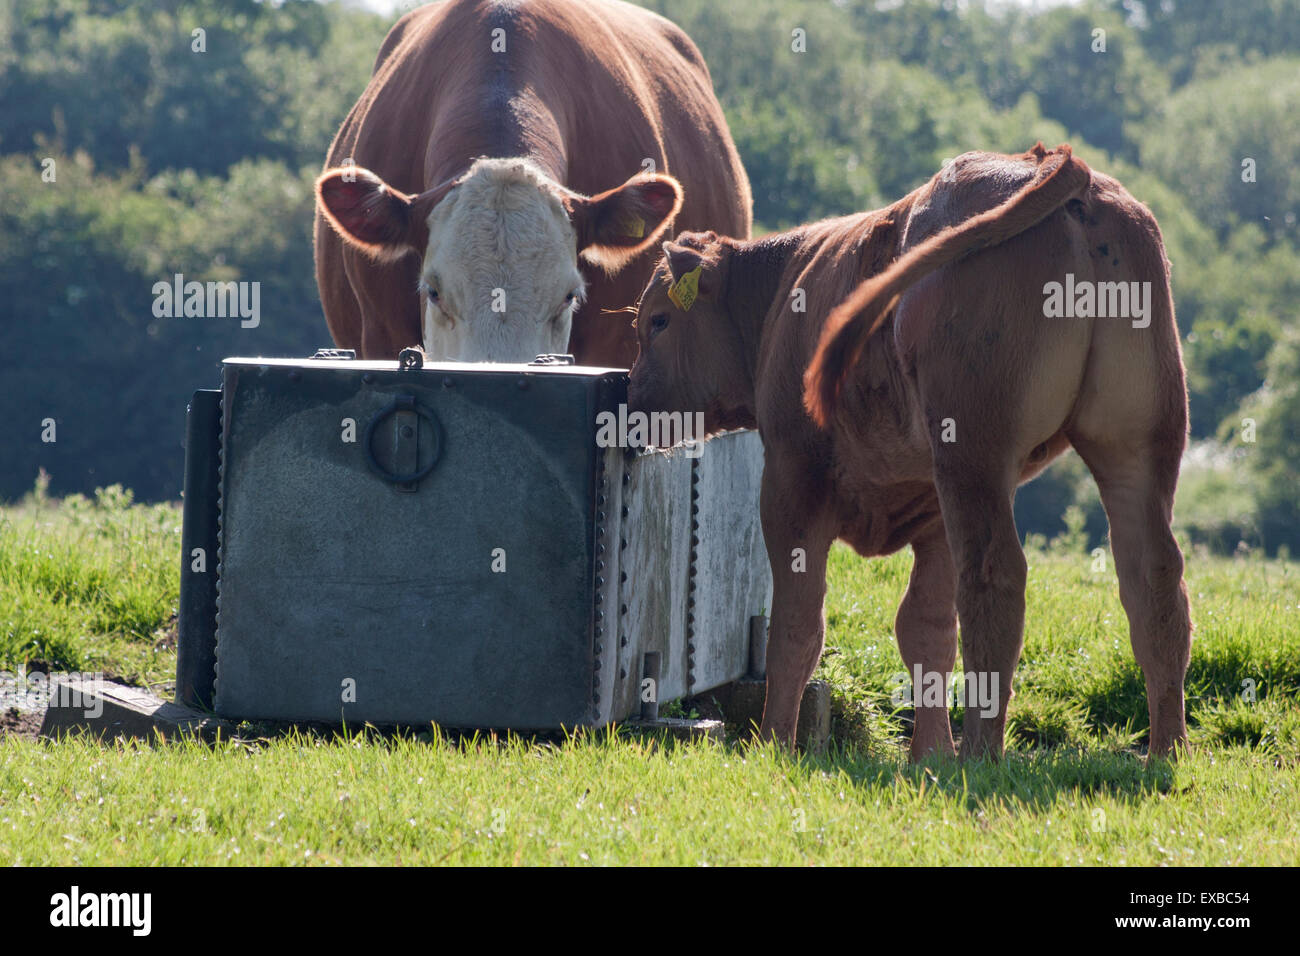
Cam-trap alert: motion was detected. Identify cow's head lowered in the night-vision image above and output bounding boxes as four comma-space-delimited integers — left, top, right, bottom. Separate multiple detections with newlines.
317, 157, 682, 362
629, 231, 755, 435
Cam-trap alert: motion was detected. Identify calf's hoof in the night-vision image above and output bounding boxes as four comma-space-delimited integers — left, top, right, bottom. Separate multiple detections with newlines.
958, 723, 1006, 762
910, 735, 958, 762
910, 708, 957, 762
1146, 729, 1189, 762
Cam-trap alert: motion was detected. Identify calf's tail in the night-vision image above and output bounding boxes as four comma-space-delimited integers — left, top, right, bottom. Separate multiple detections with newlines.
803, 143, 1092, 427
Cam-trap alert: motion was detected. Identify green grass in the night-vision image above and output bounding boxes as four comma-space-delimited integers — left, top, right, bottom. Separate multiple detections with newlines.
0, 482, 180, 688
2, 490, 1298, 865
818, 543, 1300, 757
1, 732, 1294, 865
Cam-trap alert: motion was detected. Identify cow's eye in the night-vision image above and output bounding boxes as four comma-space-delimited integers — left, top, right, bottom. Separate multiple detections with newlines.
565, 291, 577, 306
426, 288, 440, 306
649, 313, 670, 339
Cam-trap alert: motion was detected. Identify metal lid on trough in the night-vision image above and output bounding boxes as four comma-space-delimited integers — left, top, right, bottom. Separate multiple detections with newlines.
221, 355, 629, 377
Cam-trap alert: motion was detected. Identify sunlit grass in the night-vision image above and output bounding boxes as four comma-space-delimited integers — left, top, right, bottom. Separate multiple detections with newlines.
0, 483, 180, 688
1, 492, 1297, 865
1, 730, 1294, 865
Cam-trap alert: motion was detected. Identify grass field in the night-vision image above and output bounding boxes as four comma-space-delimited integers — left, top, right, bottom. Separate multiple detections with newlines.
2, 486, 1298, 865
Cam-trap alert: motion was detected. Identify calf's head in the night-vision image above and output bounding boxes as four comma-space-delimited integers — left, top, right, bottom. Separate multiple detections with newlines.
317, 157, 682, 361
630, 232, 755, 434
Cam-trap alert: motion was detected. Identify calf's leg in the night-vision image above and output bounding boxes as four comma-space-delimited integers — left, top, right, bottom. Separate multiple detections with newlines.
931, 465, 1025, 761
895, 522, 959, 759
757, 469, 834, 749
1069, 435, 1191, 757
1063, 224, 1191, 758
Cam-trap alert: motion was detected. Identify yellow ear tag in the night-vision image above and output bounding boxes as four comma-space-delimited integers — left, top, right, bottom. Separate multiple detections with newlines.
667, 265, 702, 311
618, 212, 645, 239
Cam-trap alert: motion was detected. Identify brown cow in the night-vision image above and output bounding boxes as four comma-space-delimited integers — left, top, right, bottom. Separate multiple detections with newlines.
630, 144, 1192, 761
314, 0, 751, 366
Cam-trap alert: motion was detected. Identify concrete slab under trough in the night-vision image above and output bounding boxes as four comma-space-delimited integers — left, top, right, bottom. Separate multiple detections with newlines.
37, 674, 827, 752
623, 716, 727, 742
39, 676, 234, 742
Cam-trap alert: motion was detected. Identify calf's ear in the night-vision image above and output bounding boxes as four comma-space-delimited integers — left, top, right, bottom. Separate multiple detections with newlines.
665, 242, 705, 283
662, 240, 719, 304
569, 173, 684, 273
317, 167, 455, 260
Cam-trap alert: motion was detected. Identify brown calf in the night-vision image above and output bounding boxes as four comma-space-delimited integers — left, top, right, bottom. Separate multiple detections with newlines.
630, 144, 1192, 760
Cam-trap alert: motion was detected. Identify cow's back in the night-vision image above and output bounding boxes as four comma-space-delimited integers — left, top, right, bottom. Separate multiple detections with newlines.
315, 0, 752, 364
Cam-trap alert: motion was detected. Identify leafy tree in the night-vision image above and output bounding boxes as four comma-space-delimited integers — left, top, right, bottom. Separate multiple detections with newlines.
0, 153, 323, 501
1181, 227, 1300, 435
1105, 0, 1300, 87
1239, 329, 1300, 554
843, 0, 1034, 112
0, 0, 384, 175
1014, 4, 1167, 162
1140, 58, 1300, 245
0, 0, 1295, 551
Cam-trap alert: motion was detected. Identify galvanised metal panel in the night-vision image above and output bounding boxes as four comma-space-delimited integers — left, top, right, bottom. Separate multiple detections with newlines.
190, 353, 773, 731
591, 443, 631, 721
176, 388, 221, 711
690, 430, 771, 692
213, 357, 625, 728
616, 446, 694, 705
599, 431, 770, 715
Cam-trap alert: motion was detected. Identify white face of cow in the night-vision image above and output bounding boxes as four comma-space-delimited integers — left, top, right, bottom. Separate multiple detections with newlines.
418, 159, 584, 362
317, 156, 684, 363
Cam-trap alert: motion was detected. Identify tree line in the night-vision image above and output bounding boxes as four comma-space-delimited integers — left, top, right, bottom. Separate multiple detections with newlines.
1, 0, 1296, 552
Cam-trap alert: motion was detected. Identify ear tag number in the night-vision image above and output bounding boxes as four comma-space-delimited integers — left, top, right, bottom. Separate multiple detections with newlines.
667, 265, 702, 311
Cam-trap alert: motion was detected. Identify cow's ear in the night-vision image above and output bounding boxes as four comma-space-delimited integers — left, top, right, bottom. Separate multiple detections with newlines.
570, 174, 684, 273
317, 167, 454, 260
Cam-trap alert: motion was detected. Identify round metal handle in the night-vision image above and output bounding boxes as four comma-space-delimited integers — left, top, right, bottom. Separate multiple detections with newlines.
364, 395, 441, 484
